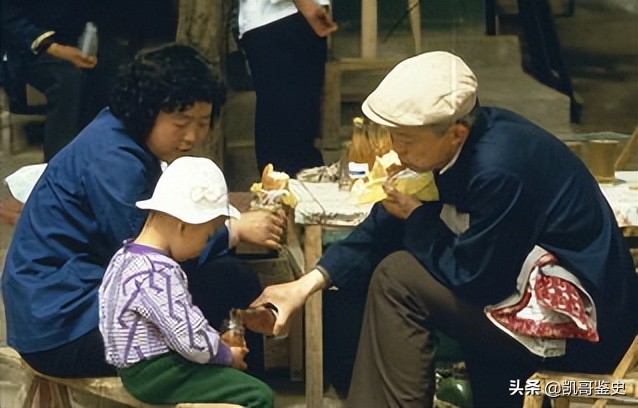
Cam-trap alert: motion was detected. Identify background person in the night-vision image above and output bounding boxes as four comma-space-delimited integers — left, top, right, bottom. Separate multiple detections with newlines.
2, 43, 285, 378
238, 0, 337, 176
0, 0, 178, 161
249, 51, 638, 407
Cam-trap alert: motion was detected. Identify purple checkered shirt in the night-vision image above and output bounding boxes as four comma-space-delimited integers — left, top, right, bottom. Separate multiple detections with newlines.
99, 242, 232, 368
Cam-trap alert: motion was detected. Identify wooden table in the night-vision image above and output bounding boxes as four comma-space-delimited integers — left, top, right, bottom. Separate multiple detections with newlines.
287, 180, 372, 408
598, 171, 638, 229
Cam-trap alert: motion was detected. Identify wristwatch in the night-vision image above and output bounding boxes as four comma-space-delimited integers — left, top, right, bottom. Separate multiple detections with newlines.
31, 31, 56, 54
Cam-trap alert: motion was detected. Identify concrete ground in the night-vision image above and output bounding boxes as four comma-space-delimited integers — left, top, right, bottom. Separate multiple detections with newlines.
1, 0, 636, 406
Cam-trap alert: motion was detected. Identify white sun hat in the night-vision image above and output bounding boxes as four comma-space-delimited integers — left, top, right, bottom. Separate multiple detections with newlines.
362, 51, 478, 128
136, 156, 239, 224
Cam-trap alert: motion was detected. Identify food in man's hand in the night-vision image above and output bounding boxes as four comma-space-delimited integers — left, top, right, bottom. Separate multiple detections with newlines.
352, 151, 439, 204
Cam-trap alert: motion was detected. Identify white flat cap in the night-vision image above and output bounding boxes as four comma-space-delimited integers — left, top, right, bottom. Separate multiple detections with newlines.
362, 51, 478, 128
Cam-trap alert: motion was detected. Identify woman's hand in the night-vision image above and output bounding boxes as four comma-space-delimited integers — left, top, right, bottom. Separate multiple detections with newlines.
230, 209, 286, 250
46, 43, 97, 69
381, 178, 423, 219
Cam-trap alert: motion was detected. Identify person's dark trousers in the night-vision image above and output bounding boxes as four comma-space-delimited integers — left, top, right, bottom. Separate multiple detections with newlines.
240, 12, 327, 177
26, 36, 132, 162
25, 54, 84, 162
322, 283, 368, 398
21, 328, 117, 378
182, 254, 266, 375
347, 251, 543, 408
20, 254, 264, 378
347, 250, 635, 408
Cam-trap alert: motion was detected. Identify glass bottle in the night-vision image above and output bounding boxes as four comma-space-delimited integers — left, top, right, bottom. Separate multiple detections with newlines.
221, 309, 245, 347
78, 22, 98, 57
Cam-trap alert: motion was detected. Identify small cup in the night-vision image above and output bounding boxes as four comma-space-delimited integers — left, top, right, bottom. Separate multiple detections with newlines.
588, 139, 617, 183
564, 141, 583, 160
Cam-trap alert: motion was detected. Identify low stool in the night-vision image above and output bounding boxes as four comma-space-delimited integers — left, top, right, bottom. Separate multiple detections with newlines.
523, 335, 638, 407
0, 346, 242, 408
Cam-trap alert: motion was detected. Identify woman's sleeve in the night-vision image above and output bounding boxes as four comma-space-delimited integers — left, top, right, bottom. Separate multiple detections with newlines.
82, 150, 155, 251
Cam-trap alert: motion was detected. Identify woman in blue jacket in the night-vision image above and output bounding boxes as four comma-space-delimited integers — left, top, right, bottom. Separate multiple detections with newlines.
2, 43, 285, 378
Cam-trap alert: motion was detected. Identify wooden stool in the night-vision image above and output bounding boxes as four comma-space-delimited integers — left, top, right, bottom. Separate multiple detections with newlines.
523, 335, 638, 407
0, 347, 242, 408
0, 85, 47, 157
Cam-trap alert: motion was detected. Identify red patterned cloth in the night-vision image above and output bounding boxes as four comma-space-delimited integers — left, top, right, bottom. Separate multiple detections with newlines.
488, 253, 599, 343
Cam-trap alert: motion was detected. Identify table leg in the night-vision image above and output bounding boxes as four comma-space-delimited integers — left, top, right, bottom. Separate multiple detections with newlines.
361, 0, 378, 58
408, 0, 421, 54
303, 225, 323, 408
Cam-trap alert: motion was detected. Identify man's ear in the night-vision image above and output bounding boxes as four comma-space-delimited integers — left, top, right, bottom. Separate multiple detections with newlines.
451, 123, 470, 146
178, 221, 186, 235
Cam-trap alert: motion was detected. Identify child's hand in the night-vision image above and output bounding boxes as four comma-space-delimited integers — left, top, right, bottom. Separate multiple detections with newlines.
221, 330, 247, 348
229, 346, 249, 371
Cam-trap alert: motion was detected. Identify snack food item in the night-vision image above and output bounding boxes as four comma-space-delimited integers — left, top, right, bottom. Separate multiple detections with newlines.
352, 151, 439, 204
261, 164, 290, 191
249, 163, 297, 211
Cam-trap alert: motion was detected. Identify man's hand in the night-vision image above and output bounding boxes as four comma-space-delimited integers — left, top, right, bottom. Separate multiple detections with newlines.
295, 0, 338, 37
46, 43, 97, 69
250, 269, 327, 336
241, 306, 277, 336
230, 209, 286, 250
381, 178, 423, 219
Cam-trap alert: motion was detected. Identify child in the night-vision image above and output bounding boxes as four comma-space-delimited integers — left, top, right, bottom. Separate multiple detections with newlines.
99, 156, 274, 407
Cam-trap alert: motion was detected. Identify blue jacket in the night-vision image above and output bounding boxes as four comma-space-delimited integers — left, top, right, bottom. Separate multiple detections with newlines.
2, 108, 228, 353
319, 107, 637, 338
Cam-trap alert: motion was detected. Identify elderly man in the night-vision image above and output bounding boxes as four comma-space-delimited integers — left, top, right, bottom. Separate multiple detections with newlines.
251, 51, 637, 407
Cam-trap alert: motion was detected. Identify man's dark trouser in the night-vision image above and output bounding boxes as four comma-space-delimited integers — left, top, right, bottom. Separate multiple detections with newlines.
347, 251, 542, 408
347, 250, 634, 408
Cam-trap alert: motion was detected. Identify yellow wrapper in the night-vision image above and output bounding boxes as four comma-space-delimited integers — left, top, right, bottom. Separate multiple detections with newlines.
355, 164, 439, 204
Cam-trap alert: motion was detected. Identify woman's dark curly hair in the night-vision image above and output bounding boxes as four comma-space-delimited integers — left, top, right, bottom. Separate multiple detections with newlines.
109, 43, 224, 144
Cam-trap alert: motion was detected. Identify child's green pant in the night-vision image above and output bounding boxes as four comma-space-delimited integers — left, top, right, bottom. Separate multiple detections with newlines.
119, 353, 274, 408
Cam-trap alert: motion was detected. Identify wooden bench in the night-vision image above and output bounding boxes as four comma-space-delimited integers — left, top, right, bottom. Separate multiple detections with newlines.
523, 335, 638, 407
0, 347, 242, 408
